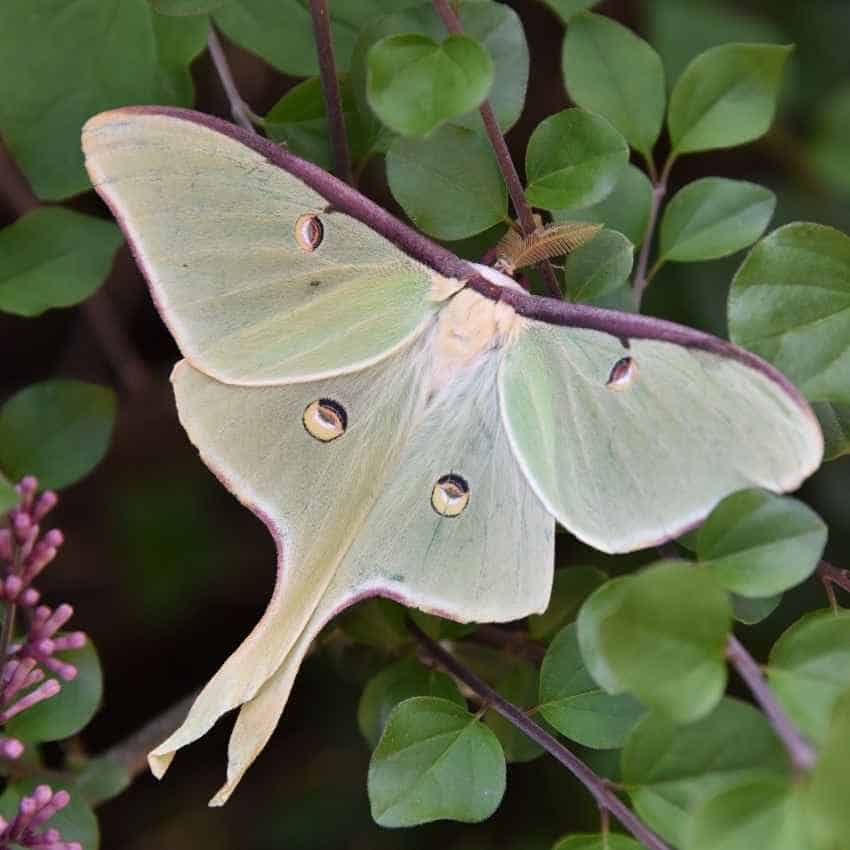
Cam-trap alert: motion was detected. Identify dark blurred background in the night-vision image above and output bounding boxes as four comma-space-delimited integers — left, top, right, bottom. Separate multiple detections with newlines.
1, 1, 849, 847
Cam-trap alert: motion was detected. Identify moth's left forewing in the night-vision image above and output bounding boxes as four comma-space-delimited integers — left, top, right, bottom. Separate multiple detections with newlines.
498, 320, 823, 554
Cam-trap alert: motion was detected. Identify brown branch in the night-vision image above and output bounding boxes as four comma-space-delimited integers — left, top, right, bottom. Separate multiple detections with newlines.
726, 636, 816, 774
308, 0, 353, 185
410, 621, 672, 850
431, 0, 561, 298
632, 155, 673, 308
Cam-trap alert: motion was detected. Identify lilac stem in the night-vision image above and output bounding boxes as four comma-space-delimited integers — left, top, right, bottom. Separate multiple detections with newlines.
726, 635, 816, 774
207, 25, 256, 133
633, 155, 674, 308
431, 0, 562, 299
410, 621, 673, 850
309, 0, 354, 186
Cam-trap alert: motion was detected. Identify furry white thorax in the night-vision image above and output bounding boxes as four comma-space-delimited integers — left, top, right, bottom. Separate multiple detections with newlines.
427, 264, 526, 397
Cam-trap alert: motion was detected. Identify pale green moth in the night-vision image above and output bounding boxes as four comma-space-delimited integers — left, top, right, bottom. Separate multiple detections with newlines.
81, 107, 823, 805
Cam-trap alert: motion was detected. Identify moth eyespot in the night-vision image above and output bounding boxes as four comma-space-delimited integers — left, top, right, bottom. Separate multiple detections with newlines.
303, 399, 347, 442
606, 356, 637, 390
431, 474, 470, 517
295, 214, 324, 252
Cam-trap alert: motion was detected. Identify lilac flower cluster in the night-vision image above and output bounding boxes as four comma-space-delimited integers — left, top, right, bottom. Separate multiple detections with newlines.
0, 477, 85, 850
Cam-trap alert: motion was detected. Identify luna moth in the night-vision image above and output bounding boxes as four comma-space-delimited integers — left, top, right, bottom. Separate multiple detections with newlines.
81, 107, 822, 805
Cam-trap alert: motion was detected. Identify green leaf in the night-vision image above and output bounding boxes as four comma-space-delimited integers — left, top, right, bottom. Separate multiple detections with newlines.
728, 222, 850, 404
351, 1, 528, 138
0, 474, 17, 514
804, 688, 850, 848
767, 610, 850, 745
150, 0, 227, 12
686, 778, 810, 850
409, 610, 476, 641
659, 179, 776, 263
542, 0, 600, 24
74, 754, 132, 807
813, 401, 850, 461
562, 13, 665, 157
528, 565, 607, 640
367, 33, 493, 137
540, 623, 645, 749
265, 76, 375, 171
668, 43, 792, 154
337, 597, 410, 651
576, 577, 631, 695
731, 592, 782, 625
358, 658, 464, 749
368, 696, 506, 827
622, 698, 788, 846
6, 639, 103, 742
525, 109, 629, 210
0, 381, 116, 490
0, 208, 121, 318
387, 124, 507, 239
214, 0, 420, 78
696, 489, 826, 597
552, 164, 653, 247
552, 834, 642, 850
595, 562, 731, 723
0, 0, 206, 200
0, 778, 99, 850
561, 229, 634, 305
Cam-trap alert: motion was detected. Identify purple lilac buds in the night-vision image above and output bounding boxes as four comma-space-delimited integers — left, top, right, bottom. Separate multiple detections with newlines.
0, 784, 81, 850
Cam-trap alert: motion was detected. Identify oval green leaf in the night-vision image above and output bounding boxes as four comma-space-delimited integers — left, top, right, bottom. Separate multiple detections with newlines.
0, 208, 121, 317
525, 109, 629, 211
696, 489, 826, 597
596, 562, 731, 723
0, 0, 205, 199
368, 696, 506, 827
387, 124, 507, 239
350, 2, 529, 137
367, 33, 493, 137
6, 638, 103, 742
562, 229, 634, 304
0, 380, 116, 490
552, 164, 653, 248
659, 178, 776, 263
542, 0, 601, 24
358, 658, 464, 748
151, 0, 227, 12
528, 565, 607, 640
540, 623, 645, 749
767, 610, 850, 745
576, 577, 631, 695
731, 592, 782, 625
622, 698, 788, 846
668, 43, 792, 154
728, 222, 850, 404
563, 12, 665, 156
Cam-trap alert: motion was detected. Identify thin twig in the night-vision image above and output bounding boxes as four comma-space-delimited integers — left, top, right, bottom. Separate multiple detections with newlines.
470, 624, 546, 664
725, 635, 817, 774
818, 560, 850, 601
83, 291, 154, 396
410, 621, 673, 850
431, 0, 562, 299
207, 25, 257, 133
632, 155, 674, 308
103, 690, 199, 784
309, 0, 354, 185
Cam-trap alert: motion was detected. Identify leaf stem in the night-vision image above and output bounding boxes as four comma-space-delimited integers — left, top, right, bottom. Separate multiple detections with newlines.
818, 560, 850, 603
431, 0, 562, 298
632, 154, 674, 308
410, 620, 673, 850
207, 25, 258, 133
308, 0, 354, 186
725, 634, 817, 774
